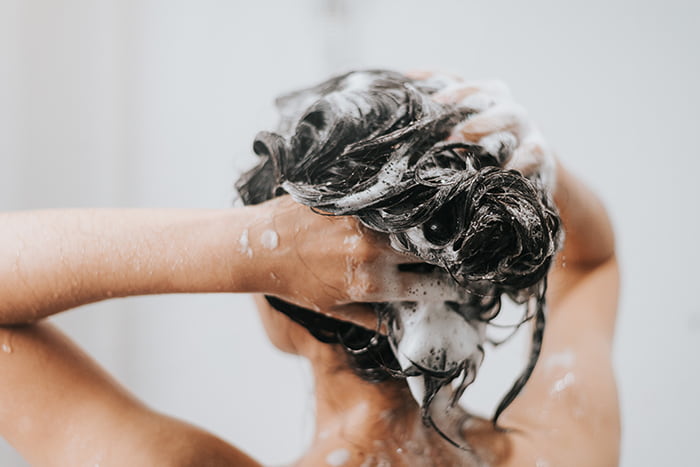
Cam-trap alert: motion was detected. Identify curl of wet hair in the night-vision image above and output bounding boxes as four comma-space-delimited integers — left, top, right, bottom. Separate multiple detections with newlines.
236, 70, 561, 434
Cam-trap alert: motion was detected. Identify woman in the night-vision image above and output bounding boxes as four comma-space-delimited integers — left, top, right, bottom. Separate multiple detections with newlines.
0, 72, 619, 466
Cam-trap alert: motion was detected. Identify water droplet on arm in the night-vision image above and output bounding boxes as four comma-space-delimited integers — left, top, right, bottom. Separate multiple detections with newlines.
260, 229, 279, 250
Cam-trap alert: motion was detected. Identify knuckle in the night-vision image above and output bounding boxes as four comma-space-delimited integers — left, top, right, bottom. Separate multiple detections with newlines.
460, 92, 497, 112
347, 279, 370, 300
354, 240, 378, 262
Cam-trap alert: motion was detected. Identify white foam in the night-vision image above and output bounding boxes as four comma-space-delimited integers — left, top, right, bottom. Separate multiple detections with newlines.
333, 158, 409, 209
415, 73, 461, 91
379, 267, 469, 304
397, 226, 461, 264
551, 372, 576, 395
260, 229, 279, 250
479, 131, 517, 161
460, 92, 497, 112
239, 229, 253, 258
343, 234, 361, 246
326, 448, 350, 466
405, 375, 426, 407
390, 302, 486, 406
342, 72, 375, 93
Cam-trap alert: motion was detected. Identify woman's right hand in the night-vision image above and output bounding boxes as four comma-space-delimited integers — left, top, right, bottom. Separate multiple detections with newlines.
252, 196, 465, 327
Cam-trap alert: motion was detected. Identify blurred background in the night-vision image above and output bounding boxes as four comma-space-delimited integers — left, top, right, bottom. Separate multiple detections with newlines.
0, 0, 698, 465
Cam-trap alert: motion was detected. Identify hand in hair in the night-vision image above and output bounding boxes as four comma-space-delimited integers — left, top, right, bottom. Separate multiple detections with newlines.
260, 196, 456, 329
0, 204, 424, 328
411, 72, 556, 190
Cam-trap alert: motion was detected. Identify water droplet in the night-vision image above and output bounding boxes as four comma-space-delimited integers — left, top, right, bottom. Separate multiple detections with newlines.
260, 229, 279, 250
551, 372, 576, 395
326, 448, 350, 466
2, 343, 12, 354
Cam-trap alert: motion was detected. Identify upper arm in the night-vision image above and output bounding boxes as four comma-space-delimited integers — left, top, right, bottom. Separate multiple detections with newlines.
498, 257, 621, 467
0, 322, 262, 467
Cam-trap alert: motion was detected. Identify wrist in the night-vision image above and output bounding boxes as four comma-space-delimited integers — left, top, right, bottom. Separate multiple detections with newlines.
219, 203, 288, 297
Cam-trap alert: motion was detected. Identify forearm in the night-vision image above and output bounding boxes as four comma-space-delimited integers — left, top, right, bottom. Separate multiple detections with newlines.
0, 208, 268, 324
553, 161, 616, 269
0, 323, 261, 467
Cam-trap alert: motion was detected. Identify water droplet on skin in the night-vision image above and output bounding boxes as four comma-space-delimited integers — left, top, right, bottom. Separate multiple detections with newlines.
239, 229, 252, 257
260, 229, 279, 250
344, 234, 361, 246
326, 448, 350, 466
2, 343, 12, 354
550, 372, 576, 395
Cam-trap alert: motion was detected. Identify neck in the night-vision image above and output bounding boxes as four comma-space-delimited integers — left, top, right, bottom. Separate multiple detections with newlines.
308, 344, 419, 443
294, 340, 487, 466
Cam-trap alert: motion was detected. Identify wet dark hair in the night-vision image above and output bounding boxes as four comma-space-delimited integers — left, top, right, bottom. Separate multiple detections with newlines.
236, 70, 560, 436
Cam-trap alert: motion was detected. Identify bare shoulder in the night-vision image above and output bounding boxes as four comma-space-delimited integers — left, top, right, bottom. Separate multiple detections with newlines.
115, 411, 264, 467
463, 257, 621, 467
500, 257, 621, 466
0, 322, 262, 467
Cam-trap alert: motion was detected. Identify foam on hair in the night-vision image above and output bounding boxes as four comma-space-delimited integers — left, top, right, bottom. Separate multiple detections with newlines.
236, 70, 561, 438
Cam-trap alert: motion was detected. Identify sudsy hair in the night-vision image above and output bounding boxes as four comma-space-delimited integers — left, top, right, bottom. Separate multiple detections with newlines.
236, 70, 561, 443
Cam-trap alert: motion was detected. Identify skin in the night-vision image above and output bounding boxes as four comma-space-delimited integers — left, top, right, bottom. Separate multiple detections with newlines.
0, 80, 620, 466
255, 162, 620, 467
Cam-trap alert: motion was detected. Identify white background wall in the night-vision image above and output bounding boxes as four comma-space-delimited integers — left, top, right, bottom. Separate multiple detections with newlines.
0, 1, 698, 466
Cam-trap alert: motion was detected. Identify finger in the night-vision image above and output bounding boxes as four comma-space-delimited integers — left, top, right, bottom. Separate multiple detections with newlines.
405, 70, 434, 80
433, 80, 511, 105
434, 84, 483, 105
354, 225, 424, 264
477, 131, 518, 166
452, 91, 499, 112
327, 303, 383, 333
371, 269, 468, 303
449, 102, 532, 143
398, 272, 469, 302
506, 134, 557, 190
381, 247, 425, 265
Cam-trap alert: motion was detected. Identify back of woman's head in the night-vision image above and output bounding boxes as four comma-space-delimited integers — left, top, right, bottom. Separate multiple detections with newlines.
236, 70, 561, 435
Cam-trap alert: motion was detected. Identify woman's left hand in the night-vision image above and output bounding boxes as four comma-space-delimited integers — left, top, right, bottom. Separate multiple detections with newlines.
409, 71, 557, 190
